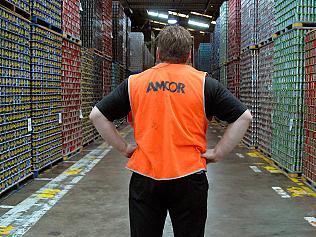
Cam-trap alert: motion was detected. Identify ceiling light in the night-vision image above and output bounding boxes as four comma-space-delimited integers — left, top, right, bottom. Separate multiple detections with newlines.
190, 11, 213, 19
188, 20, 209, 28
211, 21, 216, 25
168, 19, 178, 24
168, 11, 189, 18
147, 10, 158, 17
158, 13, 168, 19
150, 20, 167, 25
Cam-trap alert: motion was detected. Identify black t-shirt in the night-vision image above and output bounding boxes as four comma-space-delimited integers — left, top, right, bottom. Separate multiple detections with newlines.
96, 76, 247, 124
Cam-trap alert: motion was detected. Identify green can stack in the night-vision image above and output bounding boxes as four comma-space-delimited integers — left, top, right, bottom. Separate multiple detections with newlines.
272, 29, 308, 173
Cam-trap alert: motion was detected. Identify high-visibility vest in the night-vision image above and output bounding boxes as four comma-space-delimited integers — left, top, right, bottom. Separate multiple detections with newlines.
127, 63, 208, 180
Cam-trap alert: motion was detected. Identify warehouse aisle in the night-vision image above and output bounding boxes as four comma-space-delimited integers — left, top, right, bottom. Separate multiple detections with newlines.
0, 123, 315, 237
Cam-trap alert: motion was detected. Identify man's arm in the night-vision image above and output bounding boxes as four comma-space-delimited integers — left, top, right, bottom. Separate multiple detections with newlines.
202, 110, 252, 162
89, 107, 135, 157
89, 80, 135, 158
203, 77, 252, 162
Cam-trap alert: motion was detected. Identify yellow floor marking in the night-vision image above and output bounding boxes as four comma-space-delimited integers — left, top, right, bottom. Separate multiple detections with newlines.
0, 226, 13, 232
65, 168, 82, 175
37, 189, 61, 199
254, 163, 265, 165
0, 231, 9, 235
287, 187, 316, 198
263, 166, 283, 174
247, 152, 259, 158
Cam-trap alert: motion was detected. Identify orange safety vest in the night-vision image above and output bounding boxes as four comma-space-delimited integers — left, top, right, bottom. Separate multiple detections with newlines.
127, 63, 208, 180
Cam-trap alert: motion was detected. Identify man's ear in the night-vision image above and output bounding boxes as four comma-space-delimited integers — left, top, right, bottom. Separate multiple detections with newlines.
156, 48, 160, 61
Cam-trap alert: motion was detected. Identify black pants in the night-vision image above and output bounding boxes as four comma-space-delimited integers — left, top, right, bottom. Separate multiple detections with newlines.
129, 172, 209, 237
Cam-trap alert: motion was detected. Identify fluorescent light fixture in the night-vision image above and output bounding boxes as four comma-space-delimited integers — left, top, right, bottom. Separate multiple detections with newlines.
150, 20, 167, 25
211, 21, 216, 25
168, 11, 189, 18
168, 19, 178, 24
148, 10, 158, 17
190, 11, 213, 19
188, 20, 209, 28
158, 13, 168, 19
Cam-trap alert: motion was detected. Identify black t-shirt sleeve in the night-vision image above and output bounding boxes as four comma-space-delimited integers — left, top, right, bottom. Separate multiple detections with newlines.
95, 79, 131, 122
204, 76, 247, 123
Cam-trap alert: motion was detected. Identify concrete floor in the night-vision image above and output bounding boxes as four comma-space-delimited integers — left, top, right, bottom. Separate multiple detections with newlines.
0, 123, 315, 237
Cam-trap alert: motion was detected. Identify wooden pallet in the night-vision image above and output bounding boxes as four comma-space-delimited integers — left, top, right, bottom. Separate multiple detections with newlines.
32, 157, 64, 178
31, 16, 63, 34
273, 22, 316, 39
0, 0, 30, 19
63, 33, 81, 45
302, 176, 316, 192
258, 37, 273, 48
270, 159, 302, 178
89, 48, 104, 57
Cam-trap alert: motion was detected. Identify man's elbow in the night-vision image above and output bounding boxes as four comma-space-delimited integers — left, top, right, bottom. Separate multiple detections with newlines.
243, 110, 253, 123
89, 107, 100, 122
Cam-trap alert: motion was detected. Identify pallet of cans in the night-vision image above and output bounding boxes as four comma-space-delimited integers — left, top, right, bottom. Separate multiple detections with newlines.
102, 0, 112, 57
257, 0, 274, 43
272, 29, 309, 173
30, 24, 62, 173
126, 17, 132, 69
0, 7, 32, 194
196, 43, 212, 74
303, 30, 316, 186
211, 17, 221, 80
80, 0, 103, 52
62, 0, 80, 39
112, 1, 127, 65
129, 32, 144, 73
220, 65, 228, 87
143, 45, 155, 70
0, 0, 30, 18
240, 49, 258, 147
111, 62, 126, 90
228, 0, 241, 61
31, 0, 62, 29
274, 0, 316, 33
103, 56, 112, 95
81, 49, 104, 145
227, 60, 240, 98
61, 39, 82, 157
257, 42, 274, 157
219, 1, 228, 67
241, 0, 258, 49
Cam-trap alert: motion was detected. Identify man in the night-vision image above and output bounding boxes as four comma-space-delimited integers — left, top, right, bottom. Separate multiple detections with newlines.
90, 26, 252, 237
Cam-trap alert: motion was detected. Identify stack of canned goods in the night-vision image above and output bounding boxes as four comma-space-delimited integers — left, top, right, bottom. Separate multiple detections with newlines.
30, 25, 62, 171
274, 0, 316, 32
257, 0, 275, 43
240, 0, 258, 49
7, 0, 30, 12
62, 0, 80, 38
257, 43, 274, 156
219, 1, 228, 87
227, 60, 240, 99
102, 0, 113, 57
240, 49, 258, 147
272, 29, 308, 173
61, 39, 82, 156
81, 48, 98, 145
0, 7, 32, 194
228, 0, 241, 61
31, 0, 62, 28
80, 0, 103, 52
303, 30, 316, 184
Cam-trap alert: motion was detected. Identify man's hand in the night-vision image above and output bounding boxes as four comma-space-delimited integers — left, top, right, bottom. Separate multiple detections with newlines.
201, 149, 221, 164
122, 144, 137, 158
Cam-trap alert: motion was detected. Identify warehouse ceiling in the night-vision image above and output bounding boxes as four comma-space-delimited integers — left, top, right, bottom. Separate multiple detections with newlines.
120, 0, 225, 35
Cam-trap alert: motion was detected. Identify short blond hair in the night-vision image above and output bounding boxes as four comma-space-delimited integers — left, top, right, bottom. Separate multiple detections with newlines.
156, 26, 192, 64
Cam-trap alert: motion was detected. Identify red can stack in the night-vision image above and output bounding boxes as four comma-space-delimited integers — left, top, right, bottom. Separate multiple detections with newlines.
61, 40, 82, 157
303, 30, 316, 186
227, 0, 241, 98
102, 0, 113, 96
62, 0, 81, 39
